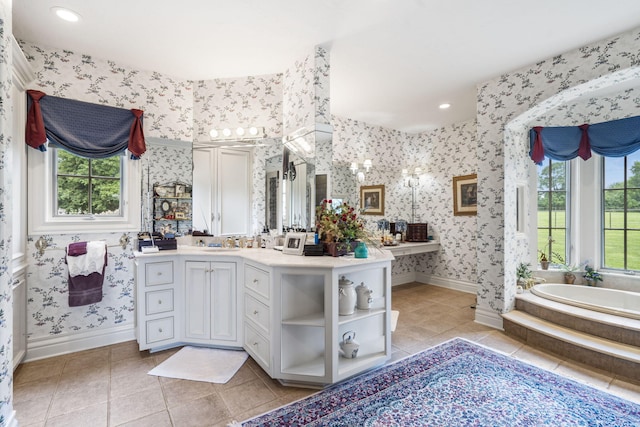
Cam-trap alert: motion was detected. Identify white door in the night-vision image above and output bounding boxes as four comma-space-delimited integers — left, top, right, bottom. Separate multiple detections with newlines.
218, 149, 251, 236
184, 261, 210, 339
210, 262, 237, 341
192, 149, 215, 234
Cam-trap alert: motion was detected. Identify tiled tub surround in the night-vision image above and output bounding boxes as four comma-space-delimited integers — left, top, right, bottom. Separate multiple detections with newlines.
503, 291, 640, 381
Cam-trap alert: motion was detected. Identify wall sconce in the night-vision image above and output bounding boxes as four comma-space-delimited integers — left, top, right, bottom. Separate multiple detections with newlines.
351, 159, 372, 183
402, 167, 423, 222
209, 126, 264, 141
402, 167, 421, 187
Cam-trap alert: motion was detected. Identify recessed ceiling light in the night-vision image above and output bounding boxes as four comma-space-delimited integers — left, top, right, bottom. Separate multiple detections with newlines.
439, 103, 451, 110
51, 6, 81, 22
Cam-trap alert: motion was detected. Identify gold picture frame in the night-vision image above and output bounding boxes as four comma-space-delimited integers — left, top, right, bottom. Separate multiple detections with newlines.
360, 185, 385, 215
453, 174, 477, 216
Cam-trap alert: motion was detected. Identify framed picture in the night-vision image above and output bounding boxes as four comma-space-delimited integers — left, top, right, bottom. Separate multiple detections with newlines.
453, 174, 477, 216
360, 185, 385, 215
175, 184, 186, 198
175, 211, 186, 220
282, 232, 306, 255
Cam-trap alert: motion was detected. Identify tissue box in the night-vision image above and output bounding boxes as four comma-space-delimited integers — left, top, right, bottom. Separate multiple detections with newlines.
405, 223, 428, 242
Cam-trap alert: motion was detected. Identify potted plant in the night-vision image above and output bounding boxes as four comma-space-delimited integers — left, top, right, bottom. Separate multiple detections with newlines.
583, 265, 603, 286
561, 263, 579, 284
538, 251, 550, 270
516, 262, 533, 291
316, 199, 368, 256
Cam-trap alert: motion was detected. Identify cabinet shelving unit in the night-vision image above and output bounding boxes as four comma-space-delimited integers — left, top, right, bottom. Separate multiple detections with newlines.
276, 263, 391, 386
153, 181, 192, 234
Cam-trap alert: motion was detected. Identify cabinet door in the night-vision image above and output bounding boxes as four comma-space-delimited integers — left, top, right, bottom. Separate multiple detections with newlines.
218, 149, 251, 236
184, 261, 210, 339
210, 262, 237, 341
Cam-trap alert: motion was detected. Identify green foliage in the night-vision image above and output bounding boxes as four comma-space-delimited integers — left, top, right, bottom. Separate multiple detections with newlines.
516, 262, 532, 280
583, 265, 603, 282
56, 150, 121, 215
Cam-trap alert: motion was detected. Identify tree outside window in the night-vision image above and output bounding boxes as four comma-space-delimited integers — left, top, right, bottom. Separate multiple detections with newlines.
55, 149, 122, 216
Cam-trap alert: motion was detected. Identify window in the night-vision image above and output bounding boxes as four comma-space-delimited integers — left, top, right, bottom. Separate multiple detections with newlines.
55, 149, 122, 216
28, 147, 140, 234
602, 151, 640, 271
537, 159, 569, 264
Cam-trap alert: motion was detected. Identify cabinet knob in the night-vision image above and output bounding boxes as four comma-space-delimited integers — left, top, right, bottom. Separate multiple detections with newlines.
158, 300, 162, 305
253, 310, 259, 315
253, 278, 258, 283
158, 328, 163, 333
157, 272, 162, 276
253, 342, 259, 347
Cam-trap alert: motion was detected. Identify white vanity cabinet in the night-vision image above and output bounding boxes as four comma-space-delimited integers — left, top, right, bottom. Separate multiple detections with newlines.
135, 247, 393, 386
184, 260, 239, 345
135, 257, 180, 351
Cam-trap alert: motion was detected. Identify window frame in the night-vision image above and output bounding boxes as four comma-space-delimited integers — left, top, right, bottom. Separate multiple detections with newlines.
535, 158, 570, 266
28, 146, 141, 234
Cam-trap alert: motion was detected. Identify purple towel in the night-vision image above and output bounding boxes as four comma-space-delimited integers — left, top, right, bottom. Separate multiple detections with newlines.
67, 242, 87, 257
68, 250, 107, 307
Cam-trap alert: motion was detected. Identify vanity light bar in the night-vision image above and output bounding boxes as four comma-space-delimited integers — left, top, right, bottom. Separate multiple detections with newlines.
209, 126, 265, 141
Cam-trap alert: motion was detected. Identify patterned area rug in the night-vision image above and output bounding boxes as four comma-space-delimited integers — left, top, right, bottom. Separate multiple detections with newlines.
239, 338, 640, 426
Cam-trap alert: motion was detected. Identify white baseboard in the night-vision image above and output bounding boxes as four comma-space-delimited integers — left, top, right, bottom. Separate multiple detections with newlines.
6, 410, 18, 427
392, 272, 416, 286
474, 304, 504, 330
415, 273, 477, 294
25, 324, 136, 362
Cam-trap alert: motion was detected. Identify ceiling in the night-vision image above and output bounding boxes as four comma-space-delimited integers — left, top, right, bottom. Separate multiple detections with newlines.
12, 1, 640, 133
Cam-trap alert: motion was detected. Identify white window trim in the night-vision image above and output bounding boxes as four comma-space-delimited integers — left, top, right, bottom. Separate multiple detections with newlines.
28, 147, 141, 234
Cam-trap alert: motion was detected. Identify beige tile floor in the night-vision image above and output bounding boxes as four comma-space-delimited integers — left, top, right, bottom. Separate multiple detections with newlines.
13, 283, 640, 426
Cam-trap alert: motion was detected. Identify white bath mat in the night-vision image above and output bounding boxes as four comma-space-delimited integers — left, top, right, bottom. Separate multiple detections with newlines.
148, 346, 248, 384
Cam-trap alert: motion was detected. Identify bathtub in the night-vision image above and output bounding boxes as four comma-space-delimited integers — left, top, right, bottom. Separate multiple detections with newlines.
531, 283, 640, 320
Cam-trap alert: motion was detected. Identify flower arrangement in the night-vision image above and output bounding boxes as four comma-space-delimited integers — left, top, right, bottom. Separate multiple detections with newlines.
583, 265, 603, 284
316, 199, 367, 243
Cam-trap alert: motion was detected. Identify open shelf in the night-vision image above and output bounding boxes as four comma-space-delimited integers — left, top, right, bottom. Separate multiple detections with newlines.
282, 312, 325, 327
338, 308, 385, 326
281, 356, 325, 377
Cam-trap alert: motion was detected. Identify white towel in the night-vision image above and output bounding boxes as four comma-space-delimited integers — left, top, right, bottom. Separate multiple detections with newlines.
67, 241, 106, 277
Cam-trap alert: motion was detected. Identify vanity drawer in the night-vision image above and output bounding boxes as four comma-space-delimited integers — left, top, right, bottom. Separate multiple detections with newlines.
244, 323, 270, 370
145, 261, 174, 287
146, 289, 174, 315
245, 265, 270, 300
244, 293, 270, 334
146, 317, 174, 344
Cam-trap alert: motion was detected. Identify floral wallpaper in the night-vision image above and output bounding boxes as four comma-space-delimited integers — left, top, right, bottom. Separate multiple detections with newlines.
283, 46, 330, 135
478, 27, 640, 320
0, 0, 15, 423
192, 74, 283, 142
18, 41, 194, 141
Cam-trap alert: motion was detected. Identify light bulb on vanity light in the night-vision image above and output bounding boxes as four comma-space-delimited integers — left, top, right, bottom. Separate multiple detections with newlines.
222, 128, 232, 137
249, 126, 259, 136
236, 127, 245, 136
209, 129, 219, 139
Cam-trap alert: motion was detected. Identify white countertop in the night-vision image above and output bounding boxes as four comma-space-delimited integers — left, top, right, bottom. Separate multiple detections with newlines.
135, 245, 395, 268
384, 241, 440, 257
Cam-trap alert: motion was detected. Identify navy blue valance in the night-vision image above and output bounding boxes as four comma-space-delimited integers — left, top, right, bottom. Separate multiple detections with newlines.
26, 90, 146, 159
529, 115, 640, 164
